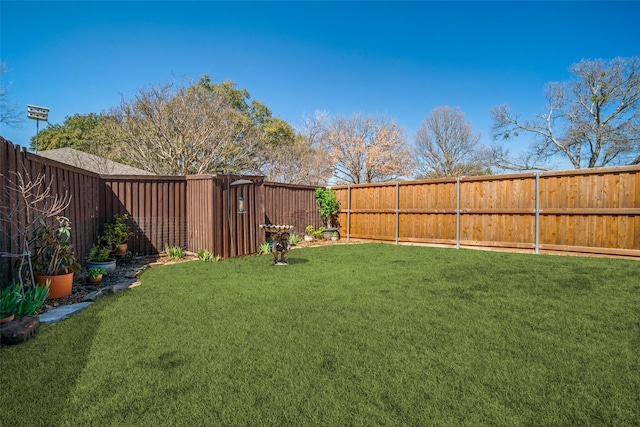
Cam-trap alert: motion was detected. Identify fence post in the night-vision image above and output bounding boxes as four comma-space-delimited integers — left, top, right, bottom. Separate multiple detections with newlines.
456, 177, 461, 249
395, 181, 400, 245
347, 184, 351, 242
535, 173, 540, 254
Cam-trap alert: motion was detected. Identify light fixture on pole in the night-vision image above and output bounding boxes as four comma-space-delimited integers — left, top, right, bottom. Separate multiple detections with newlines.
27, 105, 49, 153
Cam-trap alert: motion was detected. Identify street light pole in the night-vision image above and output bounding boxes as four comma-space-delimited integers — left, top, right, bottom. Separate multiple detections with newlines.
27, 104, 49, 153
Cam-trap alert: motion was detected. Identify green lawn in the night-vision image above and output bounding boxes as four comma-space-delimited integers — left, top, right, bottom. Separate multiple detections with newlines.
1, 243, 639, 426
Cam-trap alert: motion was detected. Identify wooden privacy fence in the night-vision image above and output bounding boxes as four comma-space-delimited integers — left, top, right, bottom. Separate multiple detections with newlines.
79, 174, 321, 258
334, 166, 640, 258
0, 138, 103, 276
186, 178, 323, 258
264, 182, 324, 232
103, 175, 188, 255
1, 138, 322, 283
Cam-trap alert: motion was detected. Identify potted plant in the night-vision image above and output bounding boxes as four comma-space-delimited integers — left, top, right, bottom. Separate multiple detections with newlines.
102, 213, 133, 254
0, 170, 72, 292
304, 225, 315, 242
312, 226, 325, 240
86, 267, 107, 285
31, 216, 81, 299
315, 188, 340, 239
331, 231, 340, 242
0, 282, 21, 323
86, 245, 117, 273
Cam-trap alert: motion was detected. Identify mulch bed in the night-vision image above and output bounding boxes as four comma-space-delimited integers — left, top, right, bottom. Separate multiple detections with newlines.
36, 254, 163, 315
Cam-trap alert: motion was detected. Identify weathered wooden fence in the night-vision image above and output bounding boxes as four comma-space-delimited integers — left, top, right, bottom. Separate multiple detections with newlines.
264, 182, 324, 234
334, 166, 640, 258
1, 138, 322, 283
0, 138, 103, 277
103, 175, 189, 254
186, 174, 265, 258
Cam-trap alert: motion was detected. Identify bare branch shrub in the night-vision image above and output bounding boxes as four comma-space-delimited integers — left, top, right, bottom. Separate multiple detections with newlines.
0, 169, 71, 286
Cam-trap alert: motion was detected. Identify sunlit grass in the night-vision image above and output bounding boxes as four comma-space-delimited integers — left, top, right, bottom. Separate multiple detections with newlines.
1, 244, 639, 426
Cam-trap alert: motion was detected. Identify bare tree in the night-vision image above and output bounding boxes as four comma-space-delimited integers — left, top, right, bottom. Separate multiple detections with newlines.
257, 111, 334, 185
492, 57, 640, 169
105, 79, 259, 175
322, 114, 414, 184
0, 62, 23, 128
484, 143, 554, 172
414, 106, 491, 178
300, 111, 330, 148
261, 139, 328, 185
0, 169, 71, 287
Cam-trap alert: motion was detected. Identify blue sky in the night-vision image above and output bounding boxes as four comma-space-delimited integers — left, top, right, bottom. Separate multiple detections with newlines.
1, 1, 639, 161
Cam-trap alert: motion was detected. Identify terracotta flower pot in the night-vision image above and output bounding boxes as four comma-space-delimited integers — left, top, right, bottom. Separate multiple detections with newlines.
87, 274, 103, 285
35, 272, 74, 299
1, 314, 15, 323
115, 243, 128, 254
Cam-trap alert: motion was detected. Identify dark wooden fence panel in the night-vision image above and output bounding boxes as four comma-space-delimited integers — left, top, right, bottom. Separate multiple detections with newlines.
263, 183, 323, 237
186, 175, 215, 255
102, 175, 188, 255
186, 175, 264, 258
1, 138, 102, 283
335, 166, 640, 258
227, 176, 263, 257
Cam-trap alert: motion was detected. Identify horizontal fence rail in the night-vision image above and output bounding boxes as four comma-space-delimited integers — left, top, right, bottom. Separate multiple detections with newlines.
334, 166, 640, 258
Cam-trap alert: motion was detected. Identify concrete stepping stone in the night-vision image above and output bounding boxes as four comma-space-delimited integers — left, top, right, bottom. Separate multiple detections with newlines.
39, 302, 92, 325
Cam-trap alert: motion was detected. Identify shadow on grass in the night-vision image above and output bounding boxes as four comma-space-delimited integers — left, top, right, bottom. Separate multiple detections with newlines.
0, 296, 113, 427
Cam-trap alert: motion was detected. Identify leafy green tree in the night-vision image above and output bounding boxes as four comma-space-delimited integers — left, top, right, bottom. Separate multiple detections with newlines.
29, 113, 110, 152
193, 75, 302, 178
315, 187, 340, 228
195, 75, 296, 149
